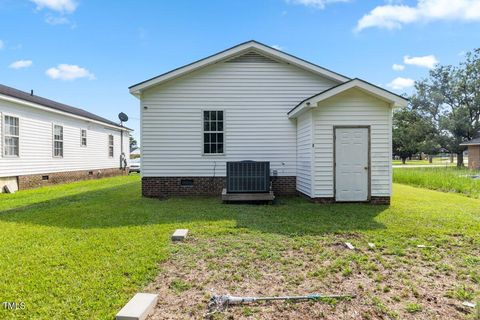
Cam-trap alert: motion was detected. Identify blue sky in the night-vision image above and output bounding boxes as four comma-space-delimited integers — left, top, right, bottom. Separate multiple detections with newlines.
1, 0, 480, 141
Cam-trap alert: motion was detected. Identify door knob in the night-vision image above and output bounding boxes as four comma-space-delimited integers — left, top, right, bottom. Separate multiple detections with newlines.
364, 166, 368, 170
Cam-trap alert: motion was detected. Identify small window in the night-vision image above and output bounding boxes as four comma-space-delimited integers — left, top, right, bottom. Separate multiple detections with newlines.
42, 175, 49, 181
203, 110, 224, 154
3, 115, 19, 157
108, 135, 114, 157
81, 129, 87, 147
53, 125, 63, 158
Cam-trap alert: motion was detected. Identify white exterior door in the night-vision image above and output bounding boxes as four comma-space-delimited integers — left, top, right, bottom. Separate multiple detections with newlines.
335, 127, 369, 201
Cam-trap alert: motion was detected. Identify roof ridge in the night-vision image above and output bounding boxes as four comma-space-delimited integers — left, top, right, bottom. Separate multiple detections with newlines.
129, 40, 350, 92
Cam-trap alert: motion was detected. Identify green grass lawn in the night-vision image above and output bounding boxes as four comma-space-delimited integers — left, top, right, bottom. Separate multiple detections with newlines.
392, 158, 457, 166
0, 176, 479, 319
394, 167, 480, 198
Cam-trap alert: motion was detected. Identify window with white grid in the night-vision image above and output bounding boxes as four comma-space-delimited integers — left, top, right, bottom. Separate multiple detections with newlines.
81, 129, 87, 147
53, 125, 63, 157
3, 115, 19, 157
203, 110, 224, 154
108, 134, 114, 157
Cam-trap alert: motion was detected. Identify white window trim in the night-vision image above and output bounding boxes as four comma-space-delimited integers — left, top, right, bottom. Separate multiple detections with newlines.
2, 113, 20, 158
80, 128, 87, 147
108, 134, 114, 158
201, 109, 226, 156
52, 123, 64, 158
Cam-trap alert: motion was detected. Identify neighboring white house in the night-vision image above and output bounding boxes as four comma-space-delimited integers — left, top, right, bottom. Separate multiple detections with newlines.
130, 147, 141, 158
129, 41, 408, 203
0, 84, 131, 192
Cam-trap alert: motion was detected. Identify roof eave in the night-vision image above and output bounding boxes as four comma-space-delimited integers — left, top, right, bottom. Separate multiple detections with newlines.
460, 141, 480, 146
288, 79, 409, 119
0, 93, 131, 131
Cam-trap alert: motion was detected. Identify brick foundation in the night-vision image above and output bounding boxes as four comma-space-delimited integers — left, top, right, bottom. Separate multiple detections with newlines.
369, 196, 391, 205
298, 191, 390, 205
142, 176, 297, 198
467, 145, 480, 170
18, 168, 128, 190
311, 197, 336, 204
142, 177, 390, 204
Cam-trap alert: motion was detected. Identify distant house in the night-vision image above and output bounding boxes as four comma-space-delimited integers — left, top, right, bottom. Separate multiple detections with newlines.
0, 84, 131, 192
461, 137, 480, 169
130, 147, 141, 159
129, 41, 408, 204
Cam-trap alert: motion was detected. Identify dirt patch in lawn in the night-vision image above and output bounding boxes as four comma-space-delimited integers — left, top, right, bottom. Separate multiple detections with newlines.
145, 233, 479, 319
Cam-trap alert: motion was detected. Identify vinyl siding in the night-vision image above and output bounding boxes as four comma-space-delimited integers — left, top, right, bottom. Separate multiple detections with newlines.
0, 99, 129, 177
312, 88, 392, 198
140, 53, 337, 177
296, 112, 313, 197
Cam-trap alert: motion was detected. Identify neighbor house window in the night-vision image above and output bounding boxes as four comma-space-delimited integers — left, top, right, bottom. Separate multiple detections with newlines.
81, 129, 87, 147
108, 134, 114, 157
53, 125, 63, 157
203, 110, 224, 154
3, 115, 19, 157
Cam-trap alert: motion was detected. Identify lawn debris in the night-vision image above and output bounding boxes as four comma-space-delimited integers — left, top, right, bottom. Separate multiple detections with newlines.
367, 242, 375, 248
3, 183, 16, 194
417, 245, 435, 248
345, 242, 355, 250
115, 292, 158, 320
171, 229, 189, 241
206, 293, 355, 315
462, 301, 477, 308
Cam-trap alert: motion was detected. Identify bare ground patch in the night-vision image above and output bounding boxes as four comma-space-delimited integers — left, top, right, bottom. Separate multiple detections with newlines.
146, 233, 479, 319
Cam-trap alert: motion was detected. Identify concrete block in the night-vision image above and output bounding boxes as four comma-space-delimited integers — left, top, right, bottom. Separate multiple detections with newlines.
462, 301, 476, 308
172, 229, 189, 241
116, 293, 158, 320
4, 183, 18, 194
345, 242, 355, 250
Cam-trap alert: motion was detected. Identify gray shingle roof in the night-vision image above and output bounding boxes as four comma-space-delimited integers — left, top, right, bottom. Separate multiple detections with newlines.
461, 137, 480, 146
0, 84, 129, 130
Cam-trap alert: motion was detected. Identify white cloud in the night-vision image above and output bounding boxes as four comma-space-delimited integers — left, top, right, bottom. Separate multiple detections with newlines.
286, 0, 351, 9
45, 15, 70, 25
9, 60, 33, 69
403, 54, 438, 69
392, 64, 405, 71
0, 40, 4, 50
31, 0, 77, 13
271, 44, 284, 51
355, 0, 480, 32
387, 77, 415, 90
46, 64, 95, 81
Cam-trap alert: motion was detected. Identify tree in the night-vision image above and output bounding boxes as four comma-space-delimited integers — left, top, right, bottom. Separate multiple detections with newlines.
393, 108, 433, 164
410, 48, 480, 166
129, 135, 138, 152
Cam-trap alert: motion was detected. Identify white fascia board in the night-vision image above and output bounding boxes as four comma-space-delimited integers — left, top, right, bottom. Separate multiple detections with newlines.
0, 94, 131, 132
129, 41, 349, 96
289, 79, 408, 118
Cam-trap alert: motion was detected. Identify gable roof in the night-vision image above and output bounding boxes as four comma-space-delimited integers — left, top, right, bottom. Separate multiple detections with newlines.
0, 84, 131, 131
288, 78, 409, 118
460, 137, 480, 146
129, 40, 350, 96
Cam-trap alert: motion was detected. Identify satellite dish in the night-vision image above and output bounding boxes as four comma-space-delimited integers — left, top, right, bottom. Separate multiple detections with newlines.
118, 112, 129, 122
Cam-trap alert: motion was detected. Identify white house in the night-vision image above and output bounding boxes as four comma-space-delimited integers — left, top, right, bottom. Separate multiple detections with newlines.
129, 41, 408, 204
0, 84, 131, 192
